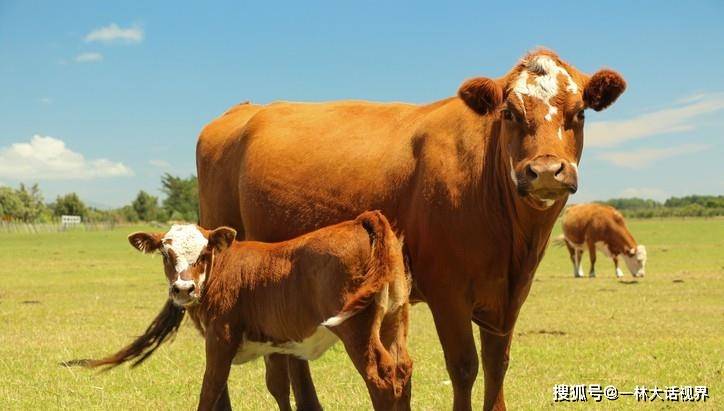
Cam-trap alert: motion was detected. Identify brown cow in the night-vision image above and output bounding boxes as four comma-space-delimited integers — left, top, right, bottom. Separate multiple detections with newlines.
196, 49, 626, 410
80, 211, 412, 411
559, 203, 647, 278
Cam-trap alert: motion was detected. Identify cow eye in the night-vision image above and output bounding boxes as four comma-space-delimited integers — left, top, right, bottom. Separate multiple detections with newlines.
576, 109, 585, 121
501, 109, 517, 123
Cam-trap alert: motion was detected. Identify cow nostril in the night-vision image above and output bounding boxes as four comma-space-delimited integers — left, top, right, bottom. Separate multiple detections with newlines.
171, 284, 180, 294
525, 164, 538, 180
188, 284, 195, 294
554, 162, 565, 177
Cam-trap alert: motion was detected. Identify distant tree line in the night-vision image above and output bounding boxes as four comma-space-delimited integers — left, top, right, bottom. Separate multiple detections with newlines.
3, 179, 722, 223
0, 173, 198, 224
602, 195, 724, 218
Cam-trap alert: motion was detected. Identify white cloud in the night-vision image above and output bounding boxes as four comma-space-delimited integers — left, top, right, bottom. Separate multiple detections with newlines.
39, 97, 52, 104
84, 23, 144, 44
618, 187, 668, 201
0, 135, 134, 180
587, 94, 724, 148
74, 52, 103, 63
149, 159, 171, 169
597, 143, 709, 169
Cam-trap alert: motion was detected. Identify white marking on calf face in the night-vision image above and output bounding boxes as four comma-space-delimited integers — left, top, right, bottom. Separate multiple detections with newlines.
162, 224, 208, 274
512, 55, 579, 122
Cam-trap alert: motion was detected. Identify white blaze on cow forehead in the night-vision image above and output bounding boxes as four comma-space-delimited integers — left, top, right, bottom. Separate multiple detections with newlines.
162, 224, 208, 273
512, 55, 579, 122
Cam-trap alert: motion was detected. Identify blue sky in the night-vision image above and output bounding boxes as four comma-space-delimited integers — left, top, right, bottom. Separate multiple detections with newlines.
1, 1, 722, 207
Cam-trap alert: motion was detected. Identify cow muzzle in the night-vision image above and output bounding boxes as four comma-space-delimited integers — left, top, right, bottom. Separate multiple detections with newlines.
170, 279, 197, 306
518, 155, 578, 201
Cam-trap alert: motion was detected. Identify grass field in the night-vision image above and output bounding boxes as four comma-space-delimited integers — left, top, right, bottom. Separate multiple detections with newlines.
1, 218, 722, 410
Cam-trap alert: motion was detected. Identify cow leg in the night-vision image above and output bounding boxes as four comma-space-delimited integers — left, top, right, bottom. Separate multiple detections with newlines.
264, 355, 293, 411
576, 249, 583, 277
587, 241, 597, 277
480, 329, 512, 411
198, 333, 239, 411
429, 299, 477, 411
564, 242, 576, 277
613, 256, 623, 278
288, 357, 322, 411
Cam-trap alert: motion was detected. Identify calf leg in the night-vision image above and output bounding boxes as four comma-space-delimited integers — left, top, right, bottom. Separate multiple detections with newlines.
587, 241, 597, 277
288, 358, 322, 411
264, 355, 292, 411
480, 329, 512, 411
213, 385, 232, 411
335, 304, 412, 411
198, 333, 239, 411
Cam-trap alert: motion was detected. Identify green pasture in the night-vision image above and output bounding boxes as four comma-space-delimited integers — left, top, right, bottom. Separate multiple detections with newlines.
0, 218, 722, 410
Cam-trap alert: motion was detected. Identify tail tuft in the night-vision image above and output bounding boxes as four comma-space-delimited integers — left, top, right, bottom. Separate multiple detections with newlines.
552, 234, 567, 247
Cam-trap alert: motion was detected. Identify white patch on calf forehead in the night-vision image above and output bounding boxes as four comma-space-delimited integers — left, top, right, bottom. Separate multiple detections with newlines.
512, 55, 579, 122
162, 224, 208, 273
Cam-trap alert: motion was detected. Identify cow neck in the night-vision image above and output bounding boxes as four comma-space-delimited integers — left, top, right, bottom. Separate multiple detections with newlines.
481, 117, 565, 284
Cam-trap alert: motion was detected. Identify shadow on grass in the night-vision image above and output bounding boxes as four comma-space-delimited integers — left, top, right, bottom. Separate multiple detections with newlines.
618, 280, 639, 285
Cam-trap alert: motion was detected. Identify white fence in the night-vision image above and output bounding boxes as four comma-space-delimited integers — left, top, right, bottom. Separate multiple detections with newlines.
0, 220, 117, 234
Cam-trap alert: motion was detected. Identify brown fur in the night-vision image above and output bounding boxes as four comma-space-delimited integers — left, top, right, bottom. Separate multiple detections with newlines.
196, 49, 626, 410
78, 211, 412, 411
458, 77, 504, 115
583, 69, 627, 111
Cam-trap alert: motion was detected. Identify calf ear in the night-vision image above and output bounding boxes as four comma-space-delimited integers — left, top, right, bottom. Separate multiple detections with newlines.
128, 232, 163, 253
208, 227, 237, 253
583, 69, 626, 111
458, 77, 504, 115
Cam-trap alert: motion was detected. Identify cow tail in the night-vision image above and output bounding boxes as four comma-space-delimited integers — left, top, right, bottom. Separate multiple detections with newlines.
322, 211, 408, 327
551, 234, 567, 247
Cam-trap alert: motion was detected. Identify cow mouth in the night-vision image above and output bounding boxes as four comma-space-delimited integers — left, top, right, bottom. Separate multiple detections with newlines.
516, 185, 569, 210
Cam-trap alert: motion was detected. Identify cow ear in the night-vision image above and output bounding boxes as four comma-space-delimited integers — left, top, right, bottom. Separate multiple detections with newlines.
583, 69, 626, 111
208, 227, 237, 253
128, 232, 163, 254
458, 77, 504, 115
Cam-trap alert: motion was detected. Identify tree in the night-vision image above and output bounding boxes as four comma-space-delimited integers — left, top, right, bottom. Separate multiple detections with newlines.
161, 173, 198, 222
53, 193, 87, 218
0, 183, 49, 221
0, 186, 23, 220
132, 190, 161, 221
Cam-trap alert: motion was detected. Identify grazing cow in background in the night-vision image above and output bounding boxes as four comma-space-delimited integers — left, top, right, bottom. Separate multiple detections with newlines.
558, 203, 647, 278
80, 211, 412, 411
196, 49, 626, 410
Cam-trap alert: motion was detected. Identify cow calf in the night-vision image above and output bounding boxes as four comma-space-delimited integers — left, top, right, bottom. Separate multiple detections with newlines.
80, 211, 412, 411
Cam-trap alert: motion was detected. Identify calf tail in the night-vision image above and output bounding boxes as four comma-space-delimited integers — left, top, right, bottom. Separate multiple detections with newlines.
62, 300, 185, 370
322, 211, 408, 327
